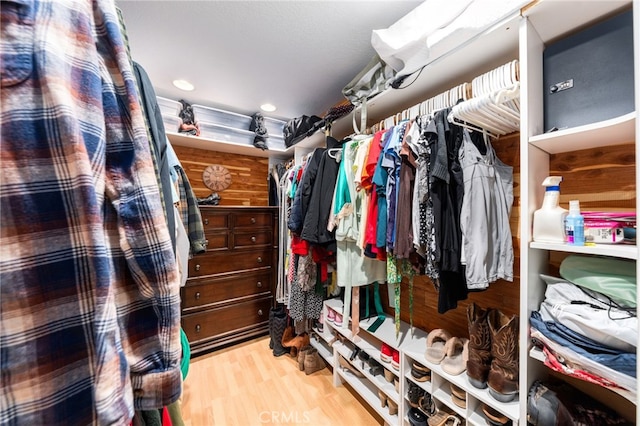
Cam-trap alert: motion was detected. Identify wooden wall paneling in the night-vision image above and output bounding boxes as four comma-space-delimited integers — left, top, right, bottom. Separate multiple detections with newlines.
550, 143, 636, 210
173, 145, 270, 206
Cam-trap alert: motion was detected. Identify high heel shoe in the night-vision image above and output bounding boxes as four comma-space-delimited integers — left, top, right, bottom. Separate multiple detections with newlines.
378, 391, 398, 416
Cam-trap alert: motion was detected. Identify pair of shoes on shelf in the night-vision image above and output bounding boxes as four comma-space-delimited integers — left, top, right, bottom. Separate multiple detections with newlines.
467, 303, 519, 403
378, 390, 398, 416
338, 355, 364, 378
425, 329, 469, 376
407, 382, 425, 408
449, 383, 466, 409
482, 404, 511, 426
381, 343, 400, 370
411, 361, 431, 382
419, 392, 437, 418
427, 406, 462, 426
408, 406, 429, 426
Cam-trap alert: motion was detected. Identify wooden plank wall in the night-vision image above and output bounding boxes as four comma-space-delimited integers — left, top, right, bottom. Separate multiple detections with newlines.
548, 141, 635, 272
173, 145, 271, 206
380, 132, 522, 339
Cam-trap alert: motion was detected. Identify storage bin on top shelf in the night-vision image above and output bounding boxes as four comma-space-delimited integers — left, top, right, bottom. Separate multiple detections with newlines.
192, 104, 287, 139
157, 96, 181, 116
198, 121, 287, 150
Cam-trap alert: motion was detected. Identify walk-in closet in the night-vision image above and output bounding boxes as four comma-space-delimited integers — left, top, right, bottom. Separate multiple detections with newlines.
1, 1, 638, 425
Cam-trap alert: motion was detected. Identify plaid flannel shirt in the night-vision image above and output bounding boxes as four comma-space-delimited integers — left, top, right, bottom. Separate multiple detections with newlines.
1, 0, 182, 424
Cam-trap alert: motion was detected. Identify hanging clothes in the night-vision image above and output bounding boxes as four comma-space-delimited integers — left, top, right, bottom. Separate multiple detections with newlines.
288, 148, 325, 235
425, 108, 468, 313
332, 136, 386, 329
0, 1, 182, 424
459, 129, 514, 289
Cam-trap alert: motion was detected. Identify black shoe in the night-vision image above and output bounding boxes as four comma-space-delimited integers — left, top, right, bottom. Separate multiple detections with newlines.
407, 382, 425, 408
408, 407, 428, 426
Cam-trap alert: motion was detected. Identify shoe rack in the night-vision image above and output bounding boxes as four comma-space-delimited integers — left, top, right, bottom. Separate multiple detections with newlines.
312, 299, 519, 425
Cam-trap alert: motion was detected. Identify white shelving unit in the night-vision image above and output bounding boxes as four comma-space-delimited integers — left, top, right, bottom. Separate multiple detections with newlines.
520, 0, 638, 423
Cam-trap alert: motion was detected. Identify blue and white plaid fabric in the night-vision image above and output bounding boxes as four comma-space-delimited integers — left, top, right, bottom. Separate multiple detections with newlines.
1, 0, 182, 424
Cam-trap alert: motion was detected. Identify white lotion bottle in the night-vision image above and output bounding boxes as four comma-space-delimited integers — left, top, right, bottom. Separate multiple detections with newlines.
533, 176, 568, 244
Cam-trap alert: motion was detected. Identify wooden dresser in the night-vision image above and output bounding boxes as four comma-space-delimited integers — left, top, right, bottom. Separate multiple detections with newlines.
181, 206, 278, 356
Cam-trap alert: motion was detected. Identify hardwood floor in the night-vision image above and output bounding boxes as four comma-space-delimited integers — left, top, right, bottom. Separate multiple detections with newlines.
180, 335, 383, 426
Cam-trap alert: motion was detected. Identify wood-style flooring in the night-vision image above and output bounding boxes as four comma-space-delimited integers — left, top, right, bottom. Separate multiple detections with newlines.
180, 336, 383, 426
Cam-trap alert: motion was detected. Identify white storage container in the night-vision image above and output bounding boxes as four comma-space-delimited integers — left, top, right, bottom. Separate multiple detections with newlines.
156, 96, 181, 117
199, 121, 255, 146
192, 104, 252, 130
264, 117, 287, 138
162, 113, 181, 133
269, 135, 286, 151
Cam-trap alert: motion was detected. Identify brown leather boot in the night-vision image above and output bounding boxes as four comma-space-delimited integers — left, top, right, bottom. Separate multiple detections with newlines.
466, 303, 492, 389
287, 333, 310, 358
298, 345, 312, 371
487, 309, 519, 402
303, 348, 325, 375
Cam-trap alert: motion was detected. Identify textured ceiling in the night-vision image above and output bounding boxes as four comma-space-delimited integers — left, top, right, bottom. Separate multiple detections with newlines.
118, 1, 423, 121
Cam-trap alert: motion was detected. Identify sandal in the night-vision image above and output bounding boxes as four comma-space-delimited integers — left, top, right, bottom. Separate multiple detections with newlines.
449, 383, 466, 408
425, 329, 452, 364
411, 361, 431, 382
427, 406, 461, 426
441, 337, 469, 376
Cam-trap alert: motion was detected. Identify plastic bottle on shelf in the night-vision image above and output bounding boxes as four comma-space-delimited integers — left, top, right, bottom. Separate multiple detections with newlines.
565, 200, 585, 246
533, 176, 568, 244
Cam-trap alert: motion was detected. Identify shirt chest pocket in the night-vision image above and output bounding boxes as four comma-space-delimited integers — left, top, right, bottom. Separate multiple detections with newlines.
1, 0, 35, 87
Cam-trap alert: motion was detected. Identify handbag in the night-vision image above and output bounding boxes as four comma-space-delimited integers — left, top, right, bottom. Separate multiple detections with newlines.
283, 115, 324, 148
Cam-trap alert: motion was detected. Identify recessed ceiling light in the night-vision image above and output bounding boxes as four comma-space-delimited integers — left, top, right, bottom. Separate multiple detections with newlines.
260, 103, 276, 112
173, 79, 194, 91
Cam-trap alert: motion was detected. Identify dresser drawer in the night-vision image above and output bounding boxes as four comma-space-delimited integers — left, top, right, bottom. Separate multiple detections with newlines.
182, 270, 271, 310
233, 230, 272, 248
182, 296, 272, 344
201, 211, 229, 232
234, 211, 273, 228
204, 231, 229, 251
188, 247, 273, 277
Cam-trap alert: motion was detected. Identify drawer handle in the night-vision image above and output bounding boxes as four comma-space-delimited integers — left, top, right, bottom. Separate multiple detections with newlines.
204, 218, 209, 225
251, 217, 256, 224
195, 324, 201, 333
251, 236, 257, 243
257, 257, 262, 263
195, 264, 201, 271
195, 292, 201, 300
256, 281, 262, 288
258, 309, 263, 316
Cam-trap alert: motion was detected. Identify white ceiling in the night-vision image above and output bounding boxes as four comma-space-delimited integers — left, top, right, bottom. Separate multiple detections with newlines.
118, 1, 424, 122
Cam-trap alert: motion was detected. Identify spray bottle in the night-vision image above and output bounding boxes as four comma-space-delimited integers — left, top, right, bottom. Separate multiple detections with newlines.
533, 176, 568, 244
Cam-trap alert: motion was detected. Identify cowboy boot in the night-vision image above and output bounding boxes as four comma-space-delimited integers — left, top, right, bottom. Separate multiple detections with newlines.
467, 303, 492, 389
487, 309, 519, 402
281, 325, 296, 356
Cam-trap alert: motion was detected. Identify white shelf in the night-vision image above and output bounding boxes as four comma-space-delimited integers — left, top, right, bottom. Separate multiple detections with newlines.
528, 112, 636, 154
404, 371, 433, 395
467, 410, 489, 426
334, 341, 400, 403
403, 337, 520, 423
310, 334, 334, 365
432, 387, 466, 418
167, 131, 290, 158
529, 241, 637, 260
336, 367, 399, 425
312, 325, 335, 345
529, 347, 636, 404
